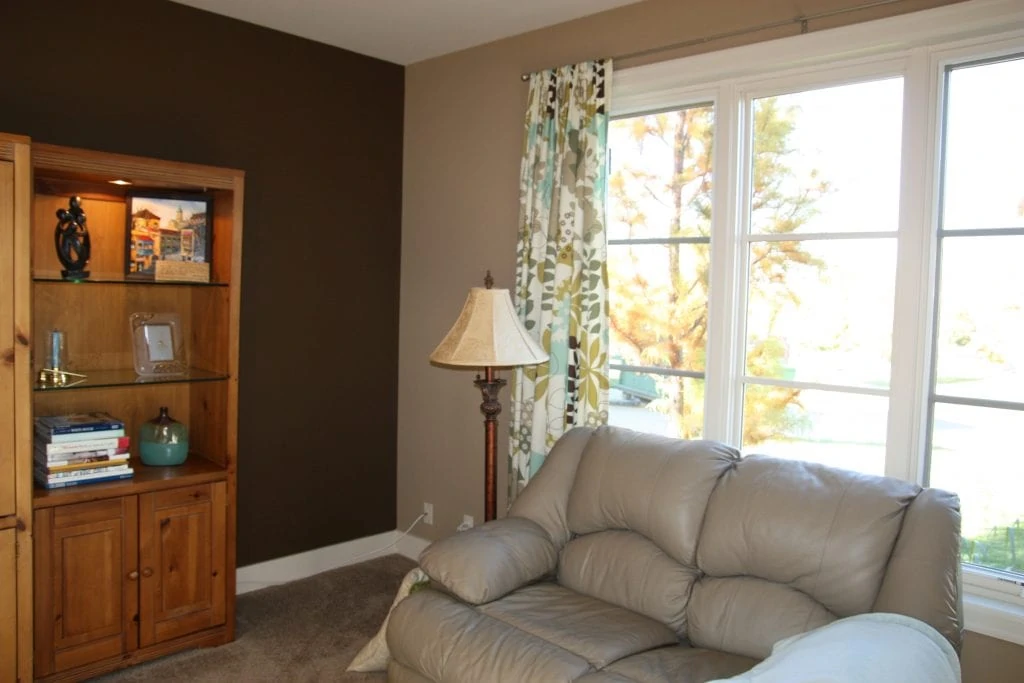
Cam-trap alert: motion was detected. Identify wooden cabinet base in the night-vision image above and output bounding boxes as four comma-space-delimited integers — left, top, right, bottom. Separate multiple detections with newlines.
36, 626, 231, 683
35, 484, 229, 679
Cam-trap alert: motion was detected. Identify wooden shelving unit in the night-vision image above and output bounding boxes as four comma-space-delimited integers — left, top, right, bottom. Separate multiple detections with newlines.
1, 131, 34, 683
1, 133, 244, 681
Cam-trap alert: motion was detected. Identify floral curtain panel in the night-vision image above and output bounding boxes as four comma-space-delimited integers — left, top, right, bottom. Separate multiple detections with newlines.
509, 59, 612, 502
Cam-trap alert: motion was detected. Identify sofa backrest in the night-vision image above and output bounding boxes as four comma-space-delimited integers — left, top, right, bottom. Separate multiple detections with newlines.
562, 428, 738, 635
690, 455, 922, 658
510, 425, 962, 658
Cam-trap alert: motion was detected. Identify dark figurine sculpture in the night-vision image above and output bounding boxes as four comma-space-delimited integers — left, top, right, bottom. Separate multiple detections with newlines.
55, 196, 91, 281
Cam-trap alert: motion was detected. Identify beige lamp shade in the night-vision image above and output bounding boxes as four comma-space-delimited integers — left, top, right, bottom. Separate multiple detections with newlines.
430, 287, 548, 367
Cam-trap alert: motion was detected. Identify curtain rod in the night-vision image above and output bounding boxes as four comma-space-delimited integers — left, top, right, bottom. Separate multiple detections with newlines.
520, 0, 904, 81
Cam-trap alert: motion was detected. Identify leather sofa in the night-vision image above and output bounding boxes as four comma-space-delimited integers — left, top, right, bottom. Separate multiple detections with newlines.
386, 425, 962, 682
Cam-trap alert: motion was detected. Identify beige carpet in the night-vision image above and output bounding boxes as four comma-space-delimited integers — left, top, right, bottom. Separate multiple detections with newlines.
94, 554, 417, 682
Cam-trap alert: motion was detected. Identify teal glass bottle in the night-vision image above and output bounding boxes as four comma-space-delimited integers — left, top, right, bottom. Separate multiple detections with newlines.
139, 406, 189, 466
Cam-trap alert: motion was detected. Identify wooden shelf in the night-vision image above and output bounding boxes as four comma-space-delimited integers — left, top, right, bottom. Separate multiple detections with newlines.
34, 273, 228, 287
34, 367, 229, 392
33, 456, 228, 509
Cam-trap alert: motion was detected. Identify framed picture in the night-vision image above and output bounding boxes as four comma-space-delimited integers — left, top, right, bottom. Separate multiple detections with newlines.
130, 312, 187, 376
125, 191, 213, 280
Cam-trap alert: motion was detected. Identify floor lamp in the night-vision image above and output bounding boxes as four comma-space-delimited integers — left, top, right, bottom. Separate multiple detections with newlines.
430, 273, 548, 522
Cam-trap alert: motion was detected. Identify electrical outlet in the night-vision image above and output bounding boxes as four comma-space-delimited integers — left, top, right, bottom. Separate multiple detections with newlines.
457, 514, 474, 532
423, 502, 434, 525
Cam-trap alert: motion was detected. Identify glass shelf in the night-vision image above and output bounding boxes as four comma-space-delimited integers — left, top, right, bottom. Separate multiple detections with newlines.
33, 272, 228, 287
34, 367, 229, 392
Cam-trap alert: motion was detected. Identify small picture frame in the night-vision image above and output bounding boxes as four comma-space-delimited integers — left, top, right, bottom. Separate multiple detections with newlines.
125, 191, 213, 280
130, 312, 187, 376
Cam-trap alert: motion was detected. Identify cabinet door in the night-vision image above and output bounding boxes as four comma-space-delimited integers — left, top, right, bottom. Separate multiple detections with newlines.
0, 160, 14, 519
0, 528, 15, 683
34, 498, 138, 677
139, 482, 226, 647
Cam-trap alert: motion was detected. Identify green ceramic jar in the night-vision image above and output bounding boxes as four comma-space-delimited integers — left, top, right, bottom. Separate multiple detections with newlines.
139, 406, 189, 466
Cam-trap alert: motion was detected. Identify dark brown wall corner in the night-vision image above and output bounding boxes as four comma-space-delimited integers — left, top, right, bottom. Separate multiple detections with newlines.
0, 0, 403, 565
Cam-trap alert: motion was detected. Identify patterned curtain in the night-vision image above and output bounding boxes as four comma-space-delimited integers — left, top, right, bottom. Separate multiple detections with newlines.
508, 59, 612, 502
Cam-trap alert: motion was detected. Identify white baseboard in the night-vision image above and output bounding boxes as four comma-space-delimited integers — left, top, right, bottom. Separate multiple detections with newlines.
236, 529, 431, 594
396, 532, 431, 560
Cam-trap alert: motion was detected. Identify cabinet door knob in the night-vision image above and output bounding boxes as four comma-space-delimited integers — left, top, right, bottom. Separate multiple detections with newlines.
141, 567, 154, 578
127, 570, 139, 581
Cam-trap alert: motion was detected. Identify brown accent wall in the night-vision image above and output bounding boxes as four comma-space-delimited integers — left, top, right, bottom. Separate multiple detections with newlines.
399, 0, 1024, 679
0, 0, 404, 566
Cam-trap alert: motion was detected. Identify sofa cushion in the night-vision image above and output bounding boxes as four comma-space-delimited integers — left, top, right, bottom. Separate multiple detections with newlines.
567, 426, 739, 566
419, 516, 557, 604
576, 673, 637, 683
697, 456, 918, 616
479, 582, 679, 669
387, 589, 593, 683
604, 645, 759, 683
558, 530, 699, 635
387, 659, 435, 683
687, 576, 835, 659
509, 426, 595, 549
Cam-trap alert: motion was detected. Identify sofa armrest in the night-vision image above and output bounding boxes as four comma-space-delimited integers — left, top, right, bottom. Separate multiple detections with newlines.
419, 516, 558, 604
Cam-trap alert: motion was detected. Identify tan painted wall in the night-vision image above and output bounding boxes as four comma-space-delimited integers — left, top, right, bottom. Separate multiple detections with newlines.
399, 0, 1024, 677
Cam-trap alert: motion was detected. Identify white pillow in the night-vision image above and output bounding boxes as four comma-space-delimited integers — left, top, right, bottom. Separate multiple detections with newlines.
346, 567, 429, 672
708, 613, 960, 683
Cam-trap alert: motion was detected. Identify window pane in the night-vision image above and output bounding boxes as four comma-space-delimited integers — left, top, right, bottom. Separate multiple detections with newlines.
609, 372, 703, 439
608, 106, 714, 240
609, 243, 709, 372
745, 238, 896, 388
750, 78, 903, 235
935, 235, 1024, 403
942, 56, 1024, 231
930, 403, 1024, 573
742, 385, 887, 476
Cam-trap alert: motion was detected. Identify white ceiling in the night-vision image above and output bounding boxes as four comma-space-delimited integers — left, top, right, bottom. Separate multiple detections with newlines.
171, 0, 645, 65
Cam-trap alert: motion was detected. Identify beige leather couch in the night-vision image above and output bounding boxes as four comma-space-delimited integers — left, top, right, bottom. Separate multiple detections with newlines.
386, 426, 962, 682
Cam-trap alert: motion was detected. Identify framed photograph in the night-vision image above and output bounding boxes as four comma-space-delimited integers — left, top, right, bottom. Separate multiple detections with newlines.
130, 312, 187, 376
125, 191, 213, 280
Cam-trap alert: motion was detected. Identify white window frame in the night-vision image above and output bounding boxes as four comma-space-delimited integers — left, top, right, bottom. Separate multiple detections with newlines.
610, 0, 1024, 644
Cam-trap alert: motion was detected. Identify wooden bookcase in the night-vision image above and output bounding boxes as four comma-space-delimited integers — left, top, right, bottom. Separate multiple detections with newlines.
1, 132, 33, 683
0, 133, 243, 681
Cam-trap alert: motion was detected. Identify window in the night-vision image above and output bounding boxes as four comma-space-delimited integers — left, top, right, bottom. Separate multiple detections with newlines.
740, 80, 903, 475
928, 56, 1024, 577
608, 0, 1024, 640
608, 104, 714, 440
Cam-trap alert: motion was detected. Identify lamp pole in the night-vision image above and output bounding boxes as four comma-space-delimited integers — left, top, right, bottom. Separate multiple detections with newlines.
474, 366, 505, 522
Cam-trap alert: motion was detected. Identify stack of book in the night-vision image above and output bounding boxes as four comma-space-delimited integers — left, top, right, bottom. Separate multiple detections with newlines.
34, 411, 134, 489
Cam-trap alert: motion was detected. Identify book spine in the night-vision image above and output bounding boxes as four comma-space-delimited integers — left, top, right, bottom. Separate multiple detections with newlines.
36, 472, 134, 489
39, 436, 131, 455
35, 417, 126, 436
39, 428, 127, 444
34, 447, 130, 466
35, 465, 131, 481
37, 455, 131, 473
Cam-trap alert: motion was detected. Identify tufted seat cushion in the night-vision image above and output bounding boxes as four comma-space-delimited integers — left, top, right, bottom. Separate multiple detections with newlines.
479, 583, 678, 668
601, 645, 759, 683
388, 582, 679, 681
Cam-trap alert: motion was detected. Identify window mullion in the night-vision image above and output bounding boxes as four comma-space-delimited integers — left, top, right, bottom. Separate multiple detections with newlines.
704, 84, 746, 446
885, 47, 939, 483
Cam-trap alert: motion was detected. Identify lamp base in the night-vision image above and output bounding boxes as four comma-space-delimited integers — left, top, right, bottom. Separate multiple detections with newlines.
474, 367, 505, 522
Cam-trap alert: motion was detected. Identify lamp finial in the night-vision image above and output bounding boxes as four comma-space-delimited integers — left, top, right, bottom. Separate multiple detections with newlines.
484, 270, 494, 289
